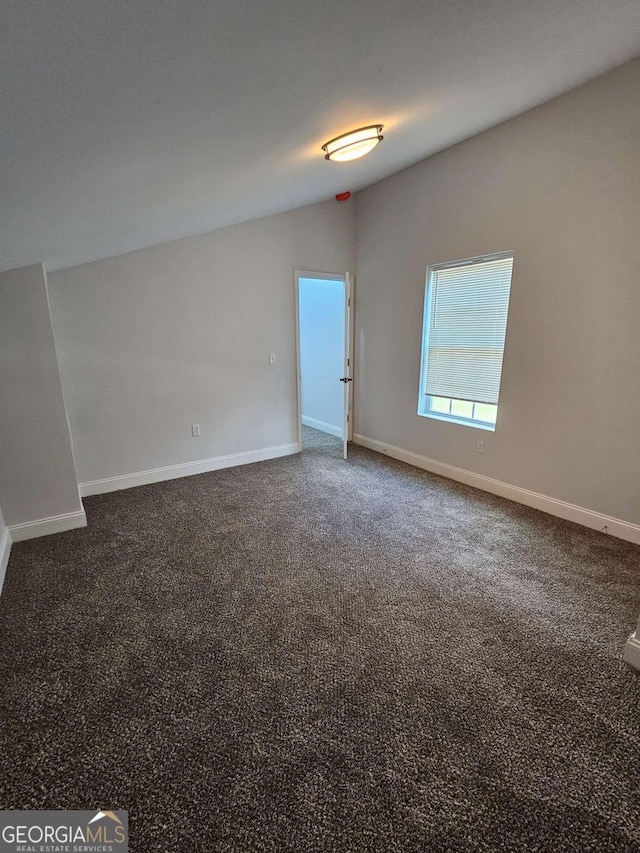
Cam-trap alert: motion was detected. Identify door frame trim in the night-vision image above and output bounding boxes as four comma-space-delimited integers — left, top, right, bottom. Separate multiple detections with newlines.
294, 269, 355, 452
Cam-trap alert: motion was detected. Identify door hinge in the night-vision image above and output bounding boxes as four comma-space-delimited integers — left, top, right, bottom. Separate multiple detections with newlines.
347, 414, 349, 422
347, 358, 350, 367
348, 298, 351, 307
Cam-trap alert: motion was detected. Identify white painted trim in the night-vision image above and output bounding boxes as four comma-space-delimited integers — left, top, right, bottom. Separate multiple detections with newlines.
343, 272, 351, 458
0, 525, 11, 596
353, 433, 640, 545
346, 273, 355, 444
294, 272, 302, 451
80, 442, 301, 497
8, 509, 87, 543
301, 415, 343, 438
294, 269, 354, 456
623, 633, 640, 671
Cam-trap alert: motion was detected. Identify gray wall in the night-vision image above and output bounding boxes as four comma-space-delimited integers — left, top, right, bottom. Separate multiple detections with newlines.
49, 199, 355, 484
354, 58, 640, 525
0, 264, 82, 525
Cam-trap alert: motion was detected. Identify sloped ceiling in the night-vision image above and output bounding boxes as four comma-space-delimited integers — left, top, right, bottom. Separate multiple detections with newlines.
1, 0, 639, 271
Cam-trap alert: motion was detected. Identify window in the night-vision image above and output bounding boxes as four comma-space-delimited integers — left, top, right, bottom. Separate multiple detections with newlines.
418, 252, 514, 431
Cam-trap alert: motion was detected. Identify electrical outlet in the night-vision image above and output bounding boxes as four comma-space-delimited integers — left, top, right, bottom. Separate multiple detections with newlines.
269, 353, 277, 364
192, 424, 200, 437
476, 439, 485, 454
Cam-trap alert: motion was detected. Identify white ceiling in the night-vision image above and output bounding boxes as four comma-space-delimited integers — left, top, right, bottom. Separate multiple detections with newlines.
1, 0, 639, 272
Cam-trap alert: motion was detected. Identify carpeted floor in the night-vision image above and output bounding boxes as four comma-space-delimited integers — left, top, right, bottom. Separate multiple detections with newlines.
1, 427, 640, 852
301, 424, 343, 452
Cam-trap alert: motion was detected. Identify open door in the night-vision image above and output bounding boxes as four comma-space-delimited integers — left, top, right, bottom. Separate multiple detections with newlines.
295, 270, 353, 459
340, 272, 352, 459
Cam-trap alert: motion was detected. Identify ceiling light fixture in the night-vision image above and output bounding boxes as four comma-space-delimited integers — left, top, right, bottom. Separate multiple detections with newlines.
322, 125, 384, 162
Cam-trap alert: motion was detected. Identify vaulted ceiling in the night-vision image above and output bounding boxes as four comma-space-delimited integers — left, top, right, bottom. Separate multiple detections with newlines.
1, 0, 639, 271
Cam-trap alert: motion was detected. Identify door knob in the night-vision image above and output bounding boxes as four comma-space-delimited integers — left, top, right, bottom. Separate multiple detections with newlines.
339, 377, 353, 383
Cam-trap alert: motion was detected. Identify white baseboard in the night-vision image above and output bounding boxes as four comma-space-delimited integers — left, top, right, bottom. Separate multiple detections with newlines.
624, 633, 640, 671
0, 525, 11, 595
80, 442, 301, 497
353, 433, 640, 545
8, 509, 87, 543
301, 416, 343, 439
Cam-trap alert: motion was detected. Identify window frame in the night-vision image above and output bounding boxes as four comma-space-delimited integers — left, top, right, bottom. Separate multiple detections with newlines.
423, 395, 498, 430
417, 250, 514, 432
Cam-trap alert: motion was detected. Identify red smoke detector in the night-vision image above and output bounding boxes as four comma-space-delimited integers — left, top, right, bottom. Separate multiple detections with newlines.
335, 191, 351, 202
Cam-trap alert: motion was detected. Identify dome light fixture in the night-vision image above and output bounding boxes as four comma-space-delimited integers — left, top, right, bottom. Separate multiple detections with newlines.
322, 125, 384, 162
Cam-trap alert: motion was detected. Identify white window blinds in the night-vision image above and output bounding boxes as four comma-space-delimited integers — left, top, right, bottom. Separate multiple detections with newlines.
424, 254, 513, 405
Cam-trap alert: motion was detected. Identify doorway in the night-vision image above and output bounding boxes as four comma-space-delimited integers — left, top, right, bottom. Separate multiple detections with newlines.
295, 270, 353, 459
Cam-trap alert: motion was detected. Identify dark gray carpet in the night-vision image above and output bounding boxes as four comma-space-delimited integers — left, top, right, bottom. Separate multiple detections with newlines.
1, 428, 640, 852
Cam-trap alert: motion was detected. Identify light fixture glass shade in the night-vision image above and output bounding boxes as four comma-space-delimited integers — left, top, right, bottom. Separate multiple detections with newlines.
322, 125, 384, 162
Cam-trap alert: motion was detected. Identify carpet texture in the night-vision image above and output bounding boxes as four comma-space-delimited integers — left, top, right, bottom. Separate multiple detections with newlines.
1, 427, 640, 852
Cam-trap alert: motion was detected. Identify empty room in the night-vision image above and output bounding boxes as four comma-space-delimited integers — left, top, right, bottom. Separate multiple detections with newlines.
1, 1, 640, 851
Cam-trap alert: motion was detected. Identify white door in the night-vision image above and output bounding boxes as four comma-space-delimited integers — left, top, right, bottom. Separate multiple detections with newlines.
295, 270, 353, 458
340, 272, 352, 459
